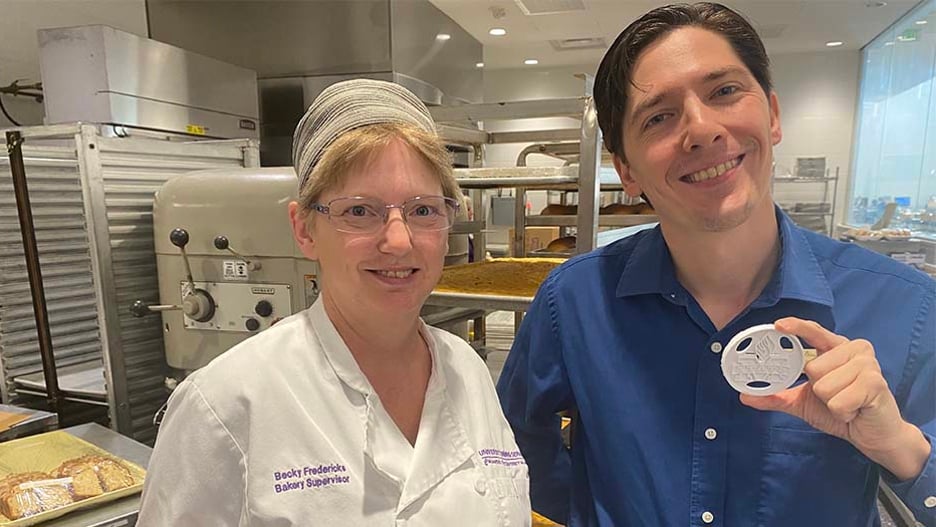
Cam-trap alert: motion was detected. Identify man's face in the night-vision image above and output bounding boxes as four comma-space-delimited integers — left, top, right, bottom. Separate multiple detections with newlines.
613, 27, 782, 233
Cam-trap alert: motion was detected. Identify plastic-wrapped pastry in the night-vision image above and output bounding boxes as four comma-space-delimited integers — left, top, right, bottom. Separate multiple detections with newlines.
55, 455, 135, 495
0, 472, 73, 520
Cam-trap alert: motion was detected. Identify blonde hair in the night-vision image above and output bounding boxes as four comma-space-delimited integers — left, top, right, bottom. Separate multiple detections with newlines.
298, 122, 461, 212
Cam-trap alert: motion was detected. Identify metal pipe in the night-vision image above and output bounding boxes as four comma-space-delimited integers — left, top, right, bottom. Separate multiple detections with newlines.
515, 142, 581, 168
576, 97, 602, 254
6, 130, 64, 416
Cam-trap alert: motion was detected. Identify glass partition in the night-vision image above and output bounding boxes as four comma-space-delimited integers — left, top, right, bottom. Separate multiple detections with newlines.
849, 0, 936, 237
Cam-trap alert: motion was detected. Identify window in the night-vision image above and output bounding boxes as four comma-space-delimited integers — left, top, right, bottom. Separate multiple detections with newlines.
849, 0, 936, 237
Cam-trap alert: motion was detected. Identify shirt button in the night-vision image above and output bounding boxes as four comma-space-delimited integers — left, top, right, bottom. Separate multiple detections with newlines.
704, 428, 717, 440
925, 496, 936, 508
710, 342, 723, 353
474, 478, 487, 495
702, 511, 715, 524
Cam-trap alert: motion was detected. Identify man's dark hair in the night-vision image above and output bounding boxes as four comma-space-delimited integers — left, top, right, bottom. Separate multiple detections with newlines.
594, 2, 772, 162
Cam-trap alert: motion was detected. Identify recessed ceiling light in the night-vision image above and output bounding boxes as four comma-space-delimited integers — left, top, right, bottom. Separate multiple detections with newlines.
436, 33, 451, 41
826, 41, 844, 47
524, 59, 539, 65
884, 41, 895, 46
489, 27, 507, 36
916, 20, 928, 25
476, 62, 484, 68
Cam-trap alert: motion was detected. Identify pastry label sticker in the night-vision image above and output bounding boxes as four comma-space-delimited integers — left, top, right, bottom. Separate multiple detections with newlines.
721, 324, 805, 396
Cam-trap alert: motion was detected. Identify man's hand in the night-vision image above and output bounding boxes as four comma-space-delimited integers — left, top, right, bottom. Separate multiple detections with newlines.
740, 317, 931, 481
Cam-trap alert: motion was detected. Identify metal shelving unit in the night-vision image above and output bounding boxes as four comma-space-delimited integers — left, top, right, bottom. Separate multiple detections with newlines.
426, 95, 657, 338
1, 123, 259, 444
773, 168, 839, 236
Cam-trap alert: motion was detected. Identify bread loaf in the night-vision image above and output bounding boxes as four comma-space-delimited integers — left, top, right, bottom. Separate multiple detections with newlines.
0, 472, 73, 520
54, 455, 134, 494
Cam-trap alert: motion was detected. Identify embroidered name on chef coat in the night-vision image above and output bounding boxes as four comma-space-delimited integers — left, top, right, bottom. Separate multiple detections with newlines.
478, 449, 525, 467
272, 463, 350, 494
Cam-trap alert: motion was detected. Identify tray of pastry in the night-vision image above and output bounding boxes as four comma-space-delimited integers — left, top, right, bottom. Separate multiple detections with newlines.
0, 431, 145, 526
430, 258, 565, 311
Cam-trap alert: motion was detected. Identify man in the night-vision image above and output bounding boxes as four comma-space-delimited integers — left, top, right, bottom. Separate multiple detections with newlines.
496, 3, 935, 526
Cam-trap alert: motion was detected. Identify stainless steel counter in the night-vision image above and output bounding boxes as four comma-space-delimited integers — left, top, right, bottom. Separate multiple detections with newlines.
0, 404, 57, 442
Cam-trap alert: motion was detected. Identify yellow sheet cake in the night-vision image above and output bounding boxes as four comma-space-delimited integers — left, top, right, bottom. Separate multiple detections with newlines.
434, 258, 565, 297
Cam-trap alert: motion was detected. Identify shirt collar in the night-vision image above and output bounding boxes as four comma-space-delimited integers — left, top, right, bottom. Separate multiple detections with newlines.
616, 207, 833, 307
308, 298, 373, 395
764, 207, 834, 307
307, 298, 447, 396
615, 225, 682, 299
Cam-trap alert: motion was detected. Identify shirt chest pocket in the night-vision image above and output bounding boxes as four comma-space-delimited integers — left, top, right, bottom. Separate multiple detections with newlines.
474, 464, 531, 525
757, 427, 877, 527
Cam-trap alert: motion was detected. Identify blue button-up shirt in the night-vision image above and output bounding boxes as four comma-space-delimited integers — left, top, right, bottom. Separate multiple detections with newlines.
497, 210, 935, 526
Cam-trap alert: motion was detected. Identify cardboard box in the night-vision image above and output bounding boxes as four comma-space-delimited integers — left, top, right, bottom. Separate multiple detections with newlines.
508, 227, 560, 255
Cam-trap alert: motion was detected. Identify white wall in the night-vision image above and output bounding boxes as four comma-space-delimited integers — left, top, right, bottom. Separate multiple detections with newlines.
0, 0, 147, 127
770, 50, 861, 226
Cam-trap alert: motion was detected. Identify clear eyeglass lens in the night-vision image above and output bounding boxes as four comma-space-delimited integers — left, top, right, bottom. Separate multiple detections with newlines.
325, 197, 456, 233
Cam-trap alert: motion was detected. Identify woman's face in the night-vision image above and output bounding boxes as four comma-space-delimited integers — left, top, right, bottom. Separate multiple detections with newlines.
290, 138, 450, 320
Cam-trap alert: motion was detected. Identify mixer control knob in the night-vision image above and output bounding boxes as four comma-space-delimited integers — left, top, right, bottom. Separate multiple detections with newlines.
255, 300, 273, 317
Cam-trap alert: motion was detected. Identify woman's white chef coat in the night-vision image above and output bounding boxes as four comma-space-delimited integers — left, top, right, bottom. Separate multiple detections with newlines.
137, 299, 531, 526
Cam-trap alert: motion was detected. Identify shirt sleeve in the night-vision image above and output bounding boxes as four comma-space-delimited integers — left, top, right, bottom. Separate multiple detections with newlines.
137, 380, 248, 527
496, 275, 575, 524
885, 288, 936, 526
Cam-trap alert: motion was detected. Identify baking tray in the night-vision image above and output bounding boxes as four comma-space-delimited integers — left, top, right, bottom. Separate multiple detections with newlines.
435, 258, 564, 297
0, 431, 145, 526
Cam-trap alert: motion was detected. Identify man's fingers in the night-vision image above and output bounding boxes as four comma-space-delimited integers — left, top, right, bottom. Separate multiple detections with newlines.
740, 384, 805, 416
803, 339, 878, 381
824, 373, 884, 423
774, 317, 848, 353
810, 357, 865, 404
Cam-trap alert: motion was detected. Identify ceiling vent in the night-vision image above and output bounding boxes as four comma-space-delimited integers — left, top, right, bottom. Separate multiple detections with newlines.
549, 37, 607, 51
514, 0, 586, 16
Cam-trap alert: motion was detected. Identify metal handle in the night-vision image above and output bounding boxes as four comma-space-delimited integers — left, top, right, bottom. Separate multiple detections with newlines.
170, 228, 198, 291
130, 300, 181, 318
213, 235, 261, 271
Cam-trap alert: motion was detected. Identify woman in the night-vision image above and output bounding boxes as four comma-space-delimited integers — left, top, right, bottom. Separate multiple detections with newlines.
138, 80, 531, 526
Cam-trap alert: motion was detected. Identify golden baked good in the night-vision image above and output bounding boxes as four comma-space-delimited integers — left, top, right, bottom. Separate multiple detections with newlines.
539, 202, 655, 217
435, 258, 564, 297
55, 457, 104, 499
94, 457, 135, 491
540, 204, 577, 216
55, 455, 134, 495
0, 471, 73, 520
544, 236, 576, 253
600, 202, 654, 215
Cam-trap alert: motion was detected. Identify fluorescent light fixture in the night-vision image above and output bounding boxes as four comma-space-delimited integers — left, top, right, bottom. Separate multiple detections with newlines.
524, 58, 539, 65
476, 62, 484, 68
825, 41, 844, 47
916, 20, 928, 25
436, 33, 451, 41
489, 27, 507, 36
